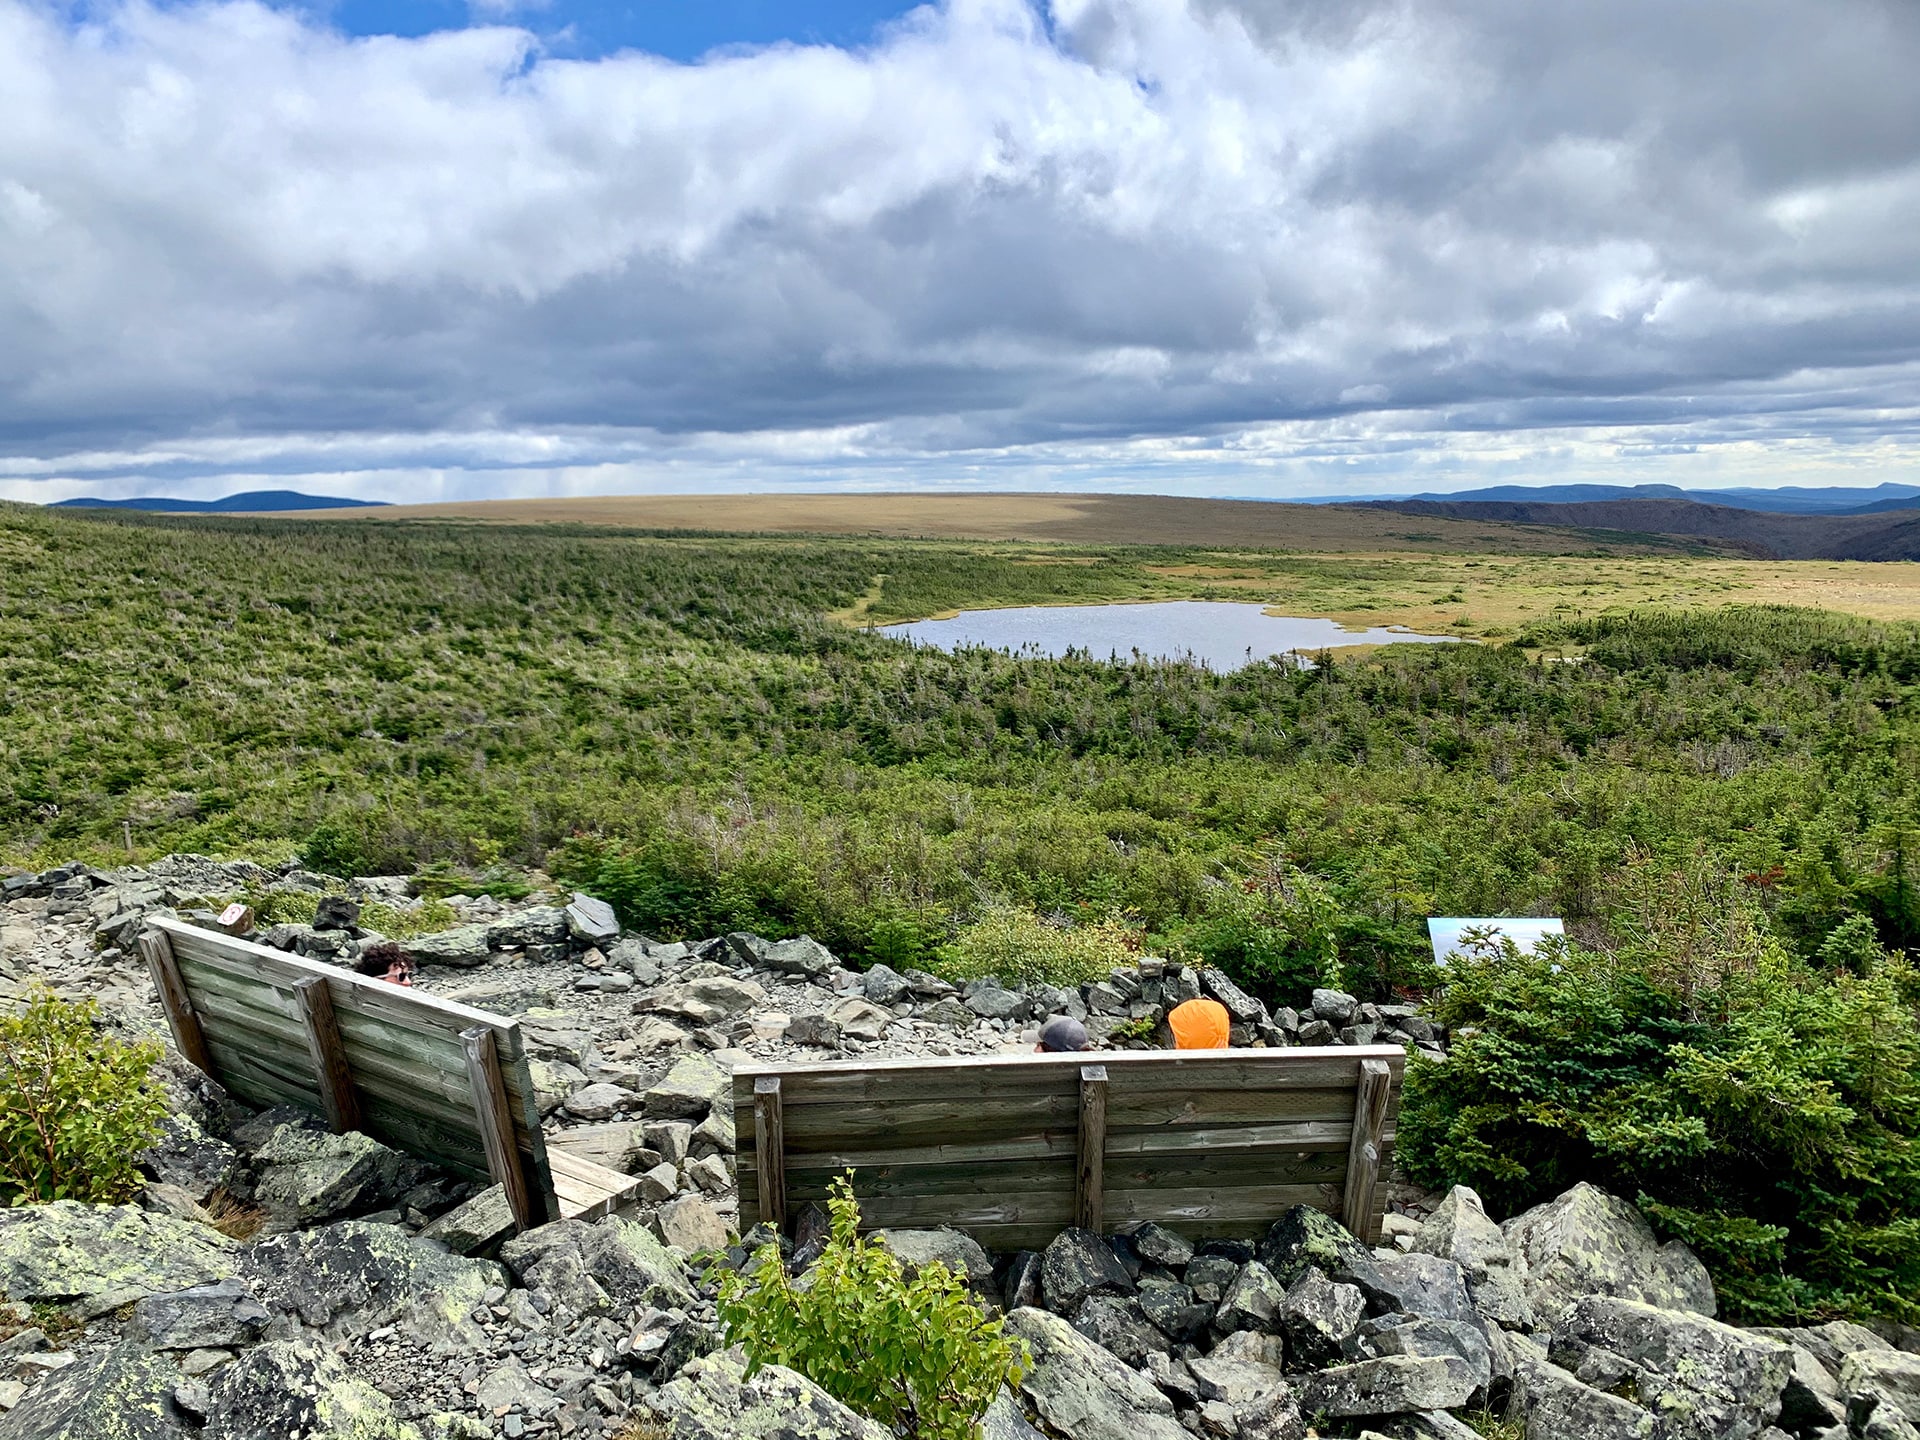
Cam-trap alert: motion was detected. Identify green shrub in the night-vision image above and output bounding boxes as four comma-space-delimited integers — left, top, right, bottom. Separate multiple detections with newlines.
0, 989, 168, 1204
714, 1175, 1027, 1440
1399, 860, 1920, 1323
932, 903, 1138, 988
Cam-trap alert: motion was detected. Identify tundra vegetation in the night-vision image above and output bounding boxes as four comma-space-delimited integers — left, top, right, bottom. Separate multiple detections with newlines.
3, 502, 1919, 1320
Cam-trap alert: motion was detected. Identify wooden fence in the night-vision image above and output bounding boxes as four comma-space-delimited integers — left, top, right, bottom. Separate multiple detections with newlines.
734, 1046, 1404, 1253
139, 915, 592, 1230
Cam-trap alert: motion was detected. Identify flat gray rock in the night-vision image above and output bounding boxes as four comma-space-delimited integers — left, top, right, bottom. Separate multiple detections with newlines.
1004, 1308, 1188, 1440
0, 1203, 237, 1316
1297, 1355, 1479, 1417
654, 1348, 891, 1439
1503, 1183, 1716, 1325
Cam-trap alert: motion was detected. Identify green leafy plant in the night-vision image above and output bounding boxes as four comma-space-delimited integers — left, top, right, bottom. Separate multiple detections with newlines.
0, 988, 168, 1204
714, 1175, 1028, 1440
933, 903, 1138, 988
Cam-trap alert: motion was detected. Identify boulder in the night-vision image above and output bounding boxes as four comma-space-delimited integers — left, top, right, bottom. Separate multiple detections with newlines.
242, 1122, 422, 1229
825, 997, 895, 1042
473, 1358, 559, 1417
1135, 1274, 1211, 1343
498, 1216, 693, 1316
240, 1220, 505, 1353
657, 1196, 732, 1255
1410, 1184, 1534, 1329
1298, 1355, 1479, 1417
861, 964, 912, 1006
1257, 1205, 1387, 1307
1366, 1316, 1493, 1393
966, 984, 1030, 1022
203, 1338, 423, 1439
1041, 1229, 1134, 1314
405, 925, 492, 966
0, 1344, 186, 1440
1186, 1348, 1283, 1406
1508, 1352, 1657, 1440
485, 906, 568, 951
1280, 1265, 1365, 1368
1852, 1393, 1920, 1440
1072, 1296, 1171, 1367
644, 1055, 730, 1121
1236, 1384, 1307, 1440
1842, 1352, 1920, 1424
786, 1013, 842, 1047
1502, 1183, 1715, 1324
875, 1229, 994, 1292
1184, 1254, 1241, 1304
642, 977, 767, 1026
0, 1203, 236, 1317
1310, 988, 1358, 1025
765, 936, 837, 978
562, 1081, 639, 1121
1200, 968, 1265, 1023
1130, 1222, 1196, 1270
1003, 1308, 1188, 1440
547, 1120, 655, 1173
1368, 1251, 1474, 1323
1553, 1295, 1791, 1440
920, 998, 977, 1030
565, 893, 620, 946
982, 1388, 1048, 1440
138, 1113, 237, 1205
1214, 1261, 1286, 1336
653, 1348, 892, 1439
125, 1279, 270, 1352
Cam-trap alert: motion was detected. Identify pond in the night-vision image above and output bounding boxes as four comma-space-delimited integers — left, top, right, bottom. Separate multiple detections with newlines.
880, 600, 1462, 672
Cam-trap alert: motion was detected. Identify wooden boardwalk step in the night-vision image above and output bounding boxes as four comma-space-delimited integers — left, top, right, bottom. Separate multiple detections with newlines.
547, 1146, 645, 1222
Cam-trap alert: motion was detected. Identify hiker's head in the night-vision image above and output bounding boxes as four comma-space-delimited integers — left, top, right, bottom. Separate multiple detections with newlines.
356, 941, 416, 986
1168, 997, 1231, 1049
1036, 1015, 1091, 1052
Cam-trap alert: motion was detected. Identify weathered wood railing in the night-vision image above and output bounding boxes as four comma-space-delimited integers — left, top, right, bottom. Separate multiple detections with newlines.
734, 1046, 1404, 1252
140, 915, 638, 1230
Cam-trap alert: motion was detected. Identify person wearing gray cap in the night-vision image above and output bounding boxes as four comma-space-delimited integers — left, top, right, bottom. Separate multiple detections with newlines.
1036, 1015, 1091, 1052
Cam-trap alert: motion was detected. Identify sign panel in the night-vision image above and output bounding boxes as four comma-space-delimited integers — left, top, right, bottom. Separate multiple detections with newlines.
1427, 917, 1565, 967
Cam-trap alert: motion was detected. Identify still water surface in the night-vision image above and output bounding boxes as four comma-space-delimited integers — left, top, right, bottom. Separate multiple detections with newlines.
882, 601, 1461, 672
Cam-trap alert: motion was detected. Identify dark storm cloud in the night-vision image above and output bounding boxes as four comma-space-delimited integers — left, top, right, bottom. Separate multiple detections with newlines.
1, 0, 1916, 499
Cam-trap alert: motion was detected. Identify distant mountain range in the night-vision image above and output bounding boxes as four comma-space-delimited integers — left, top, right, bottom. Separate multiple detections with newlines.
1359, 495, 1920, 561
51, 491, 382, 513
1383, 482, 1920, 516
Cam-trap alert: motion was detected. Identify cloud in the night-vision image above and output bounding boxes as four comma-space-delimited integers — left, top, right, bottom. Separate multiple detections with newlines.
1, 0, 1918, 501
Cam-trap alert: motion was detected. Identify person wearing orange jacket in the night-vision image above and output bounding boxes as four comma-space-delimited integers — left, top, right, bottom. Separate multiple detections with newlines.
1166, 996, 1231, 1049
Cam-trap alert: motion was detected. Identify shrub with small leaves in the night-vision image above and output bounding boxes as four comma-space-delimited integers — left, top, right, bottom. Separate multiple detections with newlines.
0, 987, 167, 1205
714, 1175, 1027, 1440
933, 903, 1138, 989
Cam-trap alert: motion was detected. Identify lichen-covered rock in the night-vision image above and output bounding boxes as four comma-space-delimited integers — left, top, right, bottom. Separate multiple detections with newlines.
1842, 1352, 1920, 1423
1186, 1348, 1281, 1406
1508, 1352, 1657, 1440
1410, 1185, 1534, 1329
1502, 1183, 1715, 1324
0, 1203, 236, 1316
1214, 1260, 1286, 1336
642, 977, 767, 1026
1365, 1316, 1492, 1394
1257, 1206, 1387, 1309
765, 936, 837, 978
1552, 1295, 1791, 1440
417, 1185, 516, 1256
1130, 1222, 1195, 1270
644, 1055, 731, 1120
0, 1343, 185, 1440
658, 1195, 732, 1255
404, 925, 492, 966
242, 1122, 423, 1229
125, 1279, 270, 1352
240, 1220, 505, 1353
1071, 1295, 1171, 1367
981, 1387, 1047, 1440
203, 1339, 424, 1439
1367, 1252, 1474, 1324
1041, 1229, 1134, 1314
485, 907, 568, 951
875, 1228, 994, 1294
137, 1113, 237, 1205
1004, 1307, 1188, 1440
1296, 1355, 1479, 1417
498, 1215, 693, 1316
652, 1348, 893, 1439
1135, 1273, 1211, 1343
1234, 1384, 1306, 1440
1280, 1265, 1364, 1368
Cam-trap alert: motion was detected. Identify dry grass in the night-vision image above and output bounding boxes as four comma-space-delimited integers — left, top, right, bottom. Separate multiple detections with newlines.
203, 1186, 269, 1241
284, 491, 1702, 556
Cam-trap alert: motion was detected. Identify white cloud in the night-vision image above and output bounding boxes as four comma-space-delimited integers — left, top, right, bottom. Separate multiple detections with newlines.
1, 0, 1917, 500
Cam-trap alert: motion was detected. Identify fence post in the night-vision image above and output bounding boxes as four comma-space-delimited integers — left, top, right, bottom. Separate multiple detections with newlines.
1342, 1058, 1392, 1242
1076, 1065, 1109, 1232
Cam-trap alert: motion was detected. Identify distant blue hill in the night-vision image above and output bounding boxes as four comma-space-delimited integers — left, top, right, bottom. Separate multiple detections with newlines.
1396, 481, 1920, 516
51, 490, 383, 513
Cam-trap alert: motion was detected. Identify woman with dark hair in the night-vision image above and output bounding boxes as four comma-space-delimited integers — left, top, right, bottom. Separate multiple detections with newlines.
354, 941, 416, 986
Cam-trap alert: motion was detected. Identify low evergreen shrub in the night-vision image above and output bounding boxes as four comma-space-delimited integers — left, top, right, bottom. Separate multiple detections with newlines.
714, 1175, 1027, 1440
932, 903, 1138, 989
0, 988, 167, 1204
1399, 859, 1920, 1323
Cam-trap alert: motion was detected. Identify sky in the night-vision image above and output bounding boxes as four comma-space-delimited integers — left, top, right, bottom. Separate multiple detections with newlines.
4, 0, 1920, 505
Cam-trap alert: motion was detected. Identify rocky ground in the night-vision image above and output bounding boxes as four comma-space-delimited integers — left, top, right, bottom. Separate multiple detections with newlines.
1, 854, 1917, 1440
